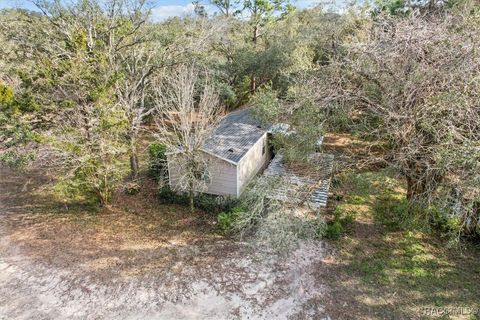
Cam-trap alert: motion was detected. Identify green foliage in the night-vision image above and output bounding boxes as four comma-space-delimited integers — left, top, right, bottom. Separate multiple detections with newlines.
268, 101, 325, 164
0, 151, 34, 169
373, 195, 419, 231
325, 220, 344, 239
250, 85, 280, 125
326, 108, 351, 133
0, 82, 39, 114
0, 82, 14, 109
325, 206, 354, 239
14, 92, 41, 113
373, 0, 408, 16
158, 186, 240, 214
158, 186, 188, 205
148, 143, 167, 180
215, 81, 237, 108
217, 207, 245, 235
195, 194, 239, 213
336, 170, 480, 244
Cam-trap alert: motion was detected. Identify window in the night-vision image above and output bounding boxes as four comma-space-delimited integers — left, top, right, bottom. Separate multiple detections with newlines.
262, 139, 266, 155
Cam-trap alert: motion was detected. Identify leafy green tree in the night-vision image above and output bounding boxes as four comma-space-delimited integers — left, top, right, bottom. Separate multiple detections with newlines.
242, 0, 294, 92
211, 0, 240, 16
0, 1, 147, 205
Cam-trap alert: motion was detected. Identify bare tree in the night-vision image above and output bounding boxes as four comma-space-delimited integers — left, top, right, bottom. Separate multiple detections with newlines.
153, 66, 224, 212
116, 12, 229, 178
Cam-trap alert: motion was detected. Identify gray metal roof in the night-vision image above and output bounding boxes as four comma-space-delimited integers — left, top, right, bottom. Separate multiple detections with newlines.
203, 108, 267, 164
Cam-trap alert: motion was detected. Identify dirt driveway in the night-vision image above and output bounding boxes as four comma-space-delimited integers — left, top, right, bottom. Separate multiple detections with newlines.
0, 167, 331, 320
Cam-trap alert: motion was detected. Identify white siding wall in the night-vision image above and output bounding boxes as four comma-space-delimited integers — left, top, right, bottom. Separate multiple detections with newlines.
237, 133, 272, 194
168, 152, 238, 196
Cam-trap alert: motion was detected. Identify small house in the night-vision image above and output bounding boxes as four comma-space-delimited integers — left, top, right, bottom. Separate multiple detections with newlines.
167, 108, 272, 198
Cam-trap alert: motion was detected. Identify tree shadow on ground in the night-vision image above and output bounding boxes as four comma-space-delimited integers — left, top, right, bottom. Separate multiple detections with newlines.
0, 165, 233, 281
318, 171, 480, 320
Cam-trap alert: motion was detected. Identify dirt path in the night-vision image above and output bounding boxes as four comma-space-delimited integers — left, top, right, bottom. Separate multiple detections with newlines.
0, 167, 331, 320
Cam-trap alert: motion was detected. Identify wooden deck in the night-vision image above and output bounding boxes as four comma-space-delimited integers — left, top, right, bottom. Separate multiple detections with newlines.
264, 152, 335, 208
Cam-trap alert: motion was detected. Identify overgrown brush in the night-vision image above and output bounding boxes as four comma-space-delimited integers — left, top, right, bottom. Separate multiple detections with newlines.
217, 176, 326, 253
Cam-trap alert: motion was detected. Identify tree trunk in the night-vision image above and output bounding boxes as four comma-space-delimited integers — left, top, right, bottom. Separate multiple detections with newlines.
251, 74, 257, 93
251, 24, 259, 93
99, 174, 109, 207
130, 153, 139, 178
188, 153, 195, 213
189, 181, 195, 213
129, 134, 139, 178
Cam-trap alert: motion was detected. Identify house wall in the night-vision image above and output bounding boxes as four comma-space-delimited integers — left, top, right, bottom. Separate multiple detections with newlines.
168, 152, 238, 197
237, 133, 272, 195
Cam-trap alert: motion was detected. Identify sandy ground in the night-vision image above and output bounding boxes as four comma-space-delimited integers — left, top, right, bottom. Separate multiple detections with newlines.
0, 167, 331, 320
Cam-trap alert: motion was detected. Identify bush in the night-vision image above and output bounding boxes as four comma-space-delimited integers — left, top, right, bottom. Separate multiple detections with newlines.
195, 194, 222, 213
374, 194, 434, 233
215, 81, 237, 108
158, 186, 189, 205
325, 220, 344, 239
195, 194, 240, 214
429, 201, 480, 244
324, 207, 353, 239
148, 143, 167, 181
0, 151, 34, 169
158, 186, 240, 214
217, 207, 245, 235
326, 108, 351, 133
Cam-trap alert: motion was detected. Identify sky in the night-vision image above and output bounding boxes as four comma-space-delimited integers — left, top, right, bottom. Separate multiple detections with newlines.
0, 0, 325, 21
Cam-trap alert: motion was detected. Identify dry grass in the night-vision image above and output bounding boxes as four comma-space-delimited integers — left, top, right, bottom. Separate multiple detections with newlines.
0, 166, 331, 319
0, 167, 229, 280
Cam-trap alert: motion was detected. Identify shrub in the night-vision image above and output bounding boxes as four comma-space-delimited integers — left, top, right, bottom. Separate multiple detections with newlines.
195, 194, 240, 214
158, 186, 240, 214
326, 108, 351, 133
325, 220, 344, 239
158, 186, 189, 205
429, 200, 480, 244
217, 207, 245, 235
215, 81, 237, 108
0, 82, 15, 110
324, 207, 353, 239
195, 194, 221, 213
373, 194, 435, 233
148, 143, 167, 181
0, 151, 34, 170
